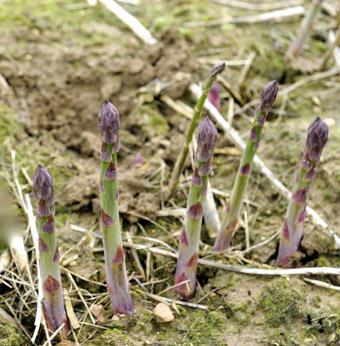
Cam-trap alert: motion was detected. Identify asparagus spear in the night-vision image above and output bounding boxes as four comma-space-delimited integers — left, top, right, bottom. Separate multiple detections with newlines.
167, 63, 225, 198
175, 117, 217, 300
32, 166, 68, 335
98, 101, 133, 315
214, 81, 278, 252
277, 117, 328, 266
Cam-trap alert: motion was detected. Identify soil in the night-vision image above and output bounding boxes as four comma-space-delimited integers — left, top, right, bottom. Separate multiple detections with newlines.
0, 0, 339, 345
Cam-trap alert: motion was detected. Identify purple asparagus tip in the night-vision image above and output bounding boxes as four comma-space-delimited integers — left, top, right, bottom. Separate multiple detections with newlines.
305, 117, 329, 162
98, 101, 120, 149
259, 80, 278, 113
208, 82, 221, 110
209, 62, 225, 78
196, 117, 217, 163
33, 165, 54, 208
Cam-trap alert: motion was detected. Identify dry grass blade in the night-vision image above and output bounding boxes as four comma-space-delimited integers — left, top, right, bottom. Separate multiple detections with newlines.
303, 278, 340, 291
184, 6, 305, 27
93, 0, 157, 45
64, 288, 80, 330
212, 0, 302, 11
138, 290, 208, 311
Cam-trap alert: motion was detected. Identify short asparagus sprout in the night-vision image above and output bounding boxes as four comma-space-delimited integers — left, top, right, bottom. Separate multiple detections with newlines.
168, 63, 225, 198
214, 81, 278, 252
175, 117, 217, 300
277, 117, 329, 266
98, 101, 133, 315
32, 166, 68, 335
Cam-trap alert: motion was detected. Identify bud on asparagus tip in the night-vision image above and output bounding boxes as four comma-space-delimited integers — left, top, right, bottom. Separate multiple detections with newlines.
98, 100, 120, 145
209, 62, 225, 78
306, 117, 329, 161
33, 165, 54, 203
259, 80, 278, 113
196, 117, 217, 162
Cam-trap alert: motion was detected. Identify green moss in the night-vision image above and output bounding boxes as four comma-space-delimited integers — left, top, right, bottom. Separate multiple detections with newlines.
0, 103, 20, 147
0, 322, 27, 346
258, 278, 305, 327
135, 104, 169, 138
87, 328, 132, 346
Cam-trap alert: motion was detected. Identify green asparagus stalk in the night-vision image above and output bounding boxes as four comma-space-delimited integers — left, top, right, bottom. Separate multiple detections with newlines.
214, 81, 278, 252
277, 117, 328, 266
167, 63, 225, 198
32, 166, 68, 335
175, 117, 217, 300
98, 101, 133, 315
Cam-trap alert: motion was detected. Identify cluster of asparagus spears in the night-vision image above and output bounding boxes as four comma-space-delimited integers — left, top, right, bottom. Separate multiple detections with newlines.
31, 64, 329, 337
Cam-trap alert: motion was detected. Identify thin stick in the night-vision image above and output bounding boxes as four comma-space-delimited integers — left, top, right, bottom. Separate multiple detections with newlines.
139, 290, 208, 310
320, 27, 340, 70
189, 83, 340, 248
91, 240, 340, 276
242, 231, 280, 254
66, 272, 96, 325
303, 278, 340, 291
72, 226, 340, 276
218, 75, 244, 105
42, 323, 65, 346
95, 0, 157, 45
243, 210, 250, 250
238, 51, 256, 87
279, 67, 339, 96
184, 6, 305, 27
63, 288, 81, 330
212, 0, 302, 11
125, 231, 146, 279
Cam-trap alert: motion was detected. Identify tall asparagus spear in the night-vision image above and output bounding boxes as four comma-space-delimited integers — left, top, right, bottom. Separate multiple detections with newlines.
33, 166, 68, 335
167, 63, 225, 198
214, 81, 278, 252
98, 101, 133, 315
175, 117, 217, 300
277, 117, 328, 266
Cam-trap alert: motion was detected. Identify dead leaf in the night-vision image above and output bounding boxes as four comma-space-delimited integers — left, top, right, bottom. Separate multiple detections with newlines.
90, 304, 105, 322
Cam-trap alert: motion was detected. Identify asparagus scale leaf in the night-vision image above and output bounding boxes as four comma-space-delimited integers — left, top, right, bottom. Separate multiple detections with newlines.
277, 117, 329, 266
33, 166, 68, 335
214, 81, 278, 252
175, 117, 217, 300
98, 101, 133, 315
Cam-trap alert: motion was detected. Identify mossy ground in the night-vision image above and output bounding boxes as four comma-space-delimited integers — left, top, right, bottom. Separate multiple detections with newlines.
0, 0, 339, 345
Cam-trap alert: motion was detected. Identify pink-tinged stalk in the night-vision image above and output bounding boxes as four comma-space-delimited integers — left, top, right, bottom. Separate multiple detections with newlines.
33, 166, 68, 336
277, 117, 328, 266
214, 81, 278, 252
98, 101, 133, 315
175, 117, 217, 300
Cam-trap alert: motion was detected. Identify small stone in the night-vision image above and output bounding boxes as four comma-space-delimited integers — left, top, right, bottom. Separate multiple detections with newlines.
90, 304, 105, 322
112, 315, 120, 322
153, 303, 174, 322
